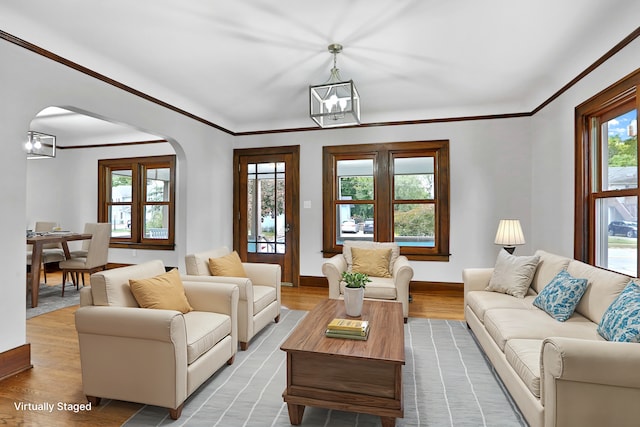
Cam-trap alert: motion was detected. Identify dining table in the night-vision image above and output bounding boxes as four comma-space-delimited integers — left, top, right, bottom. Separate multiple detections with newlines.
27, 232, 92, 308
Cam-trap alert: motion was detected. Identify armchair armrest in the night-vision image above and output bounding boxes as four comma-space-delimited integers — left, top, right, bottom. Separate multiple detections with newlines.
74, 305, 189, 411
541, 337, 640, 427
242, 263, 281, 289
322, 254, 347, 299
181, 274, 250, 302
182, 280, 239, 316
75, 306, 186, 343
392, 256, 413, 318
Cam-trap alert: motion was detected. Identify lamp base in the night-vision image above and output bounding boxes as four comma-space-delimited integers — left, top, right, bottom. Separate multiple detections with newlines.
503, 246, 516, 254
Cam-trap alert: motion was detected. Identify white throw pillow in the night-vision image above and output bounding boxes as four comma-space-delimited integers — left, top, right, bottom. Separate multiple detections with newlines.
486, 249, 540, 298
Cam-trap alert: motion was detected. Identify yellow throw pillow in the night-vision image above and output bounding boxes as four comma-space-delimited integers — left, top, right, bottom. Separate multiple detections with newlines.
208, 251, 247, 277
351, 247, 392, 278
129, 269, 193, 313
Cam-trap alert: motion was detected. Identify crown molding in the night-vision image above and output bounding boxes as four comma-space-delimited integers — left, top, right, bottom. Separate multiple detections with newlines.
2, 26, 638, 136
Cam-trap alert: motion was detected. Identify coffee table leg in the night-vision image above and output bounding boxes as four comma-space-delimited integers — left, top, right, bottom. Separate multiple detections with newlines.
380, 416, 396, 427
286, 403, 305, 425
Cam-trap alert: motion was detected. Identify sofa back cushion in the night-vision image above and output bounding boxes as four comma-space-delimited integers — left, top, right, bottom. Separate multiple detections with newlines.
89, 260, 167, 307
531, 250, 571, 294
567, 259, 631, 324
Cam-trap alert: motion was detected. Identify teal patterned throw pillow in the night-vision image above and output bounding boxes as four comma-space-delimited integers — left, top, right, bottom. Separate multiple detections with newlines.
533, 270, 588, 322
598, 280, 640, 342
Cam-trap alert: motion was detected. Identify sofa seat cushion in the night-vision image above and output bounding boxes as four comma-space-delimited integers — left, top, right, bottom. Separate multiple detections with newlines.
253, 285, 277, 314
504, 339, 543, 398
184, 311, 231, 365
466, 291, 536, 324
484, 308, 603, 351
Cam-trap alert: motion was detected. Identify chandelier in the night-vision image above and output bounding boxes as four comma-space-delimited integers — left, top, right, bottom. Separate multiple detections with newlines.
25, 131, 56, 159
309, 43, 360, 128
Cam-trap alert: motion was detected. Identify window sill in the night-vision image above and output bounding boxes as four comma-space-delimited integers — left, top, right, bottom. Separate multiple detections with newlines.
109, 242, 175, 251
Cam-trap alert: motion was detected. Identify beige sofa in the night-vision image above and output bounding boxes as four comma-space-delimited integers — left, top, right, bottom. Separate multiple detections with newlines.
75, 260, 239, 419
184, 247, 281, 350
464, 250, 640, 427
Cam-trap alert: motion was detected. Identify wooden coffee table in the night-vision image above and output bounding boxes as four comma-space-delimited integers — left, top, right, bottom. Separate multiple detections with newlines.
281, 298, 404, 427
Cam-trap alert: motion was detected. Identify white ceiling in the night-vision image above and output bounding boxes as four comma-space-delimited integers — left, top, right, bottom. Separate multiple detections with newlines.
2, 0, 639, 137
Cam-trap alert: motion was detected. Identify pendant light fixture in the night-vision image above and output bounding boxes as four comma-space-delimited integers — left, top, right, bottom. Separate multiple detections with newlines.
309, 43, 360, 128
25, 131, 56, 159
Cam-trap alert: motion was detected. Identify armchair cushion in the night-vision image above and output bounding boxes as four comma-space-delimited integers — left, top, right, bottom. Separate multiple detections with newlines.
129, 269, 193, 314
184, 311, 232, 364
351, 246, 392, 278
343, 241, 399, 273
341, 277, 397, 300
208, 251, 247, 277
254, 285, 277, 314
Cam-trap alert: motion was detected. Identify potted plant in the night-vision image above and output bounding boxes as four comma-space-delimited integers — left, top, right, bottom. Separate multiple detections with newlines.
341, 271, 371, 317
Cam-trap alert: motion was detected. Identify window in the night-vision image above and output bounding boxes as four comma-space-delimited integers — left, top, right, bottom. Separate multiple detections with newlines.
323, 140, 450, 261
575, 69, 640, 275
98, 155, 176, 249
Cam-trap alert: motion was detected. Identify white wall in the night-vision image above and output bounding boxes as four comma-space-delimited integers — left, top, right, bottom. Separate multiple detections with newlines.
235, 116, 534, 282
1, 39, 234, 354
530, 37, 640, 256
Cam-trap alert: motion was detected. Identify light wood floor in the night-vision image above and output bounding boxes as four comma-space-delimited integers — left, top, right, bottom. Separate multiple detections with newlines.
1, 271, 463, 426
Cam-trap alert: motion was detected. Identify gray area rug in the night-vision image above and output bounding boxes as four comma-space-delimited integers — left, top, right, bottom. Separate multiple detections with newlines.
26, 282, 80, 319
123, 309, 527, 427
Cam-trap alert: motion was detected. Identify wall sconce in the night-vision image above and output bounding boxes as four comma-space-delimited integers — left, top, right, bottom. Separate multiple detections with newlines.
494, 219, 525, 254
25, 131, 56, 159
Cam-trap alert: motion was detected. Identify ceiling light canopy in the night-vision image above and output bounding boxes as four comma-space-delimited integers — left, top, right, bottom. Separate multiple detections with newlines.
25, 131, 56, 159
309, 43, 360, 128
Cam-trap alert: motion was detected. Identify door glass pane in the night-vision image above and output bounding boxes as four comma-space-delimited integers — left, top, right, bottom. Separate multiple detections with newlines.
602, 109, 637, 191
146, 168, 170, 202
144, 205, 169, 239
247, 171, 257, 252
394, 157, 434, 200
336, 204, 374, 244
108, 205, 131, 238
394, 203, 435, 247
337, 159, 373, 201
595, 196, 637, 276
110, 170, 132, 202
247, 162, 285, 254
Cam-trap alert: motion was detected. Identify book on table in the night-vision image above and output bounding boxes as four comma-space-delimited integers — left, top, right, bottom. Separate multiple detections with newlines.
326, 318, 370, 339
327, 318, 369, 334
325, 328, 369, 340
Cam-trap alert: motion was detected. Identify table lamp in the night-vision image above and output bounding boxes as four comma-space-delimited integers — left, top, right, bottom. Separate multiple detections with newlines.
494, 219, 525, 254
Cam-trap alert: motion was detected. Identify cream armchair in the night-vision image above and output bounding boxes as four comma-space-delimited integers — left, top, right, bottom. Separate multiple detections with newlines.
322, 241, 414, 321
185, 247, 281, 350
74, 260, 239, 420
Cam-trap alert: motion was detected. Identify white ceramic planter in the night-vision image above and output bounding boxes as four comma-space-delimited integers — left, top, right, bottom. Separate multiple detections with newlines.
343, 286, 365, 317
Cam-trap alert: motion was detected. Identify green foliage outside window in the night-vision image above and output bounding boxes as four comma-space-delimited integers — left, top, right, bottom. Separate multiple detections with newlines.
608, 134, 638, 166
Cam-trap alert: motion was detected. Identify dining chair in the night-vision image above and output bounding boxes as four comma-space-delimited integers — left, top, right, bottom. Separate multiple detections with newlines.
26, 221, 65, 284
59, 223, 111, 296
69, 222, 97, 258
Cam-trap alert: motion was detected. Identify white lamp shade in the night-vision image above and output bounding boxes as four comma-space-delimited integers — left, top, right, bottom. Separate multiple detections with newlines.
494, 219, 525, 246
